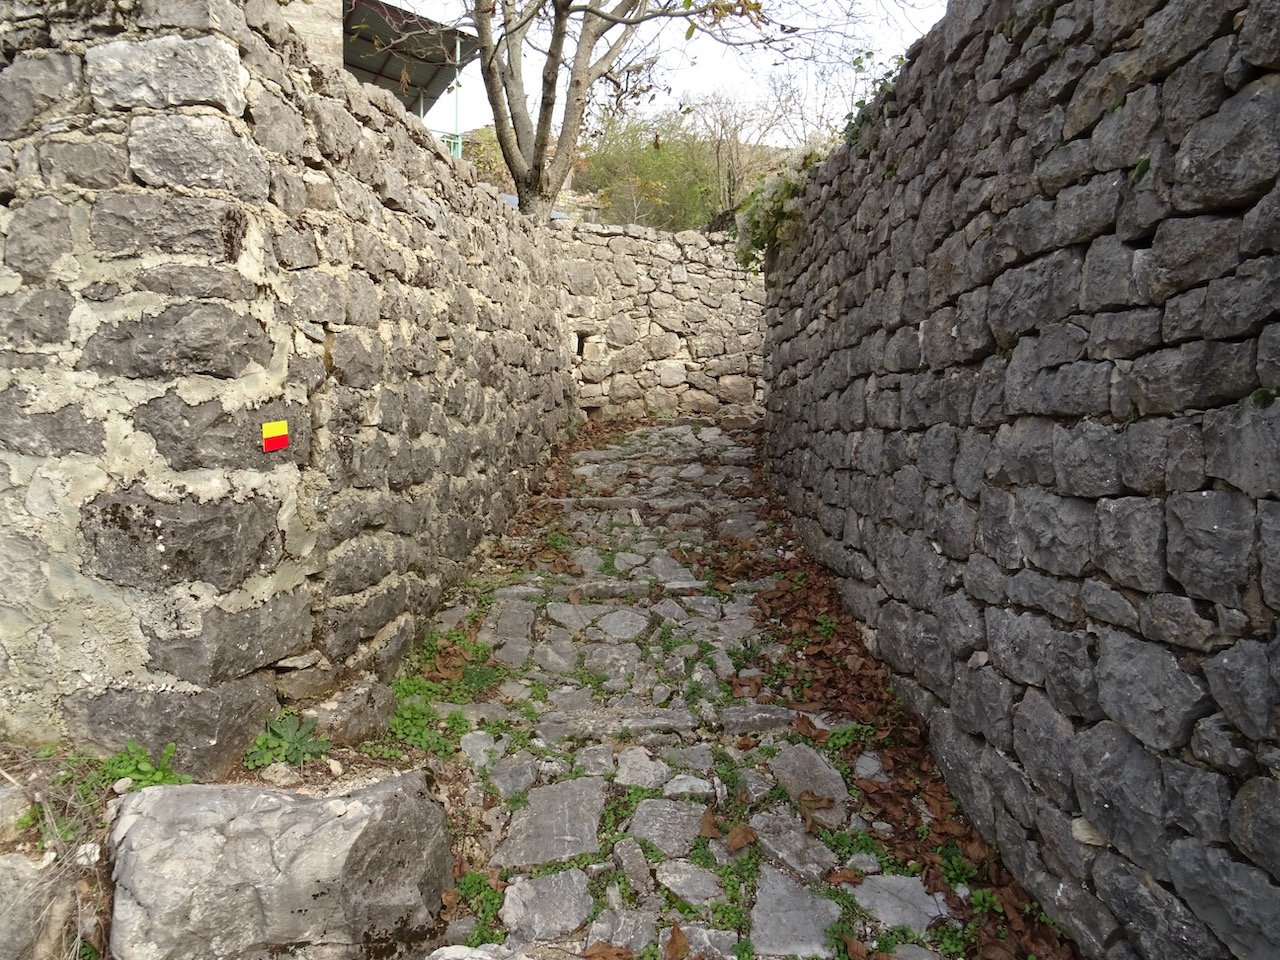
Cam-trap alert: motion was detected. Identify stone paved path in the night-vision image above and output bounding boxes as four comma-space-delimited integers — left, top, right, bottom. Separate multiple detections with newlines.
417, 421, 1076, 960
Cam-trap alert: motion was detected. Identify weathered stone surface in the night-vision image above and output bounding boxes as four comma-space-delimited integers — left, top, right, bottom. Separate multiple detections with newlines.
129, 114, 269, 201
79, 303, 271, 379
1072, 722, 1170, 879
306, 680, 394, 746
1191, 714, 1257, 777
1093, 852, 1228, 960
493, 778, 605, 867
1202, 400, 1280, 499
91, 193, 248, 261
852, 874, 949, 931
134, 391, 310, 472
149, 587, 311, 686
1166, 492, 1255, 606
769, 743, 850, 830
86, 36, 246, 116
1093, 498, 1167, 592
1202, 641, 1276, 742
1241, 0, 1280, 67
1013, 688, 1076, 809
0, 853, 61, 960
951, 661, 1016, 751
750, 865, 839, 958
4, 196, 73, 281
1173, 76, 1280, 212
1168, 839, 1280, 960
0, 288, 74, 346
655, 860, 722, 904
1139, 594, 1217, 652
81, 486, 280, 592
0, 386, 105, 457
1097, 627, 1213, 751
587, 908, 657, 950
1230, 776, 1280, 881
750, 808, 838, 883
66, 676, 276, 780
1014, 491, 1094, 577
0, 52, 82, 140
499, 870, 592, 941
110, 773, 450, 959
627, 799, 704, 858
615, 747, 672, 789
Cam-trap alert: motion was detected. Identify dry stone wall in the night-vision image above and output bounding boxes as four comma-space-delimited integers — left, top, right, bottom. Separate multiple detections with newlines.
553, 221, 766, 420
764, 1, 1280, 958
0, 0, 578, 777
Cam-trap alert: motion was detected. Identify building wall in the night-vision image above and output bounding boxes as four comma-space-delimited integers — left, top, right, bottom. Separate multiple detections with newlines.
763, 1, 1280, 958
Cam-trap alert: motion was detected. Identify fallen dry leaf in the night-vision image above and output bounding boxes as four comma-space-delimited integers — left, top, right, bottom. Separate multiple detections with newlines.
585, 942, 635, 960
826, 867, 863, 886
726, 823, 758, 853
699, 808, 722, 839
664, 921, 689, 960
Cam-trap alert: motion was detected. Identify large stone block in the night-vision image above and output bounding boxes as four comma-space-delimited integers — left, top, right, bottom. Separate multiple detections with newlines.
987, 249, 1083, 348
1202, 640, 1277, 742
64, 675, 277, 781
1012, 688, 1077, 809
148, 587, 312, 686
0, 288, 74, 346
951, 662, 1016, 752
4, 196, 74, 282
1241, 0, 1280, 68
1173, 76, 1280, 212
1231, 776, 1280, 882
1168, 839, 1280, 960
1054, 421, 1123, 496
134, 390, 310, 471
1072, 721, 1171, 879
1014, 490, 1094, 577
86, 35, 246, 116
78, 303, 272, 379
1092, 852, 1229, 960
0, 385, 105, 457
1202, 399, 1280, 499
91, 193, 248, 261
129, 114, 269, 202
0, 51, 82, 140
1146, 216, 1241, 303
80, 486, 281, 592
1166, 491, 1255, 607
1096, 626, 1213, 751
1093, 497, 1167, 592
38, 138, 130, 189
1116, 342, 1258, 418
110, 773, 450, 959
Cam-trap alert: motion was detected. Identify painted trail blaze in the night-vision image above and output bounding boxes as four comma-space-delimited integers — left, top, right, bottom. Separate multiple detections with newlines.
261, 419, 289, 453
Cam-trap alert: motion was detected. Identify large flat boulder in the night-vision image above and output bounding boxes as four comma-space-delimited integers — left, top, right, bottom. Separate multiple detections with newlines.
109, 772, 450, 960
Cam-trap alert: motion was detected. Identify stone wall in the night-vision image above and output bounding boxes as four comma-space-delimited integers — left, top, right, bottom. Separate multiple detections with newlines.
553, 221, 766, 420
0, 0, 577, 777
763, 1, 1280, 958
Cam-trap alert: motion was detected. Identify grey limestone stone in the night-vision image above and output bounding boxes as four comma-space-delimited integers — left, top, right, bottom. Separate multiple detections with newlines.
1230, 776, 1280, 882
134, 391, 309, 472
852, 874, 950, 931
65, 675, 277, 781
500, 870, 592, 940
1092, 852, 1229, 960
1166, 491, 1255, 607
129, 114, 268, 201
1014, 490, 1094, 577
0, 854, 61, 960
1203, 400, 1280, 499
1173, 76, 1280, 212
0, 289, 74, 346
1202, 640, 1277, 742
951, 662, 1016, 752
0, 386, 104, 457
627, 800, 705, 858
79, 303, 270, 379
1138, 594, 1218, 652
1013, 688, 1077, 809
0, 52, 82, 140
1241, 0, 1280, 68
110, 773, 449, 960
1053, 421, 1123, 497
87, 35, 246, 116
615, 747, 672, 789
4, 196, 73, 282
1096, 626, 1213, 751
149, 587, 311, 686
81, 486, 279, 592
91, 193, 247, 261
749, 808, 838, 883
750, 865, 840, 958
1093, 497, 1167, 592
770, 743, 851, 830
1168, 839, 1280, 960
655, 860, 722, 904
493, 778, 606, 867
587, 908, 657, 950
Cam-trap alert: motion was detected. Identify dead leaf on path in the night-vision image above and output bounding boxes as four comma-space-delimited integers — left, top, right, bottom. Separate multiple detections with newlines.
699, 808, 722, 839
567, 586, 584, 604
585, 943, 635, 960
798, 790, 834, 833
977, 944, 1018, 960
826, 867, 863, 886
841, 936, 867, 959
439, 888, 460, 920
726, 823, 758, 853
665, 921, 689, 960
792, 714, 829, 743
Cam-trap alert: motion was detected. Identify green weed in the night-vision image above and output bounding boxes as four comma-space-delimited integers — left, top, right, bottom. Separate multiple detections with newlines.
243, 712, 330, 769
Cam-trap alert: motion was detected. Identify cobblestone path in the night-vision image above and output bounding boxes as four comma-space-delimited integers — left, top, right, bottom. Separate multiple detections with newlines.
420, 421, 1077, 960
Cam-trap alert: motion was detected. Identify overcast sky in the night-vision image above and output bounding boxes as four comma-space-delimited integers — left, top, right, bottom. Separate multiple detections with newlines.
423, 0, 949, 138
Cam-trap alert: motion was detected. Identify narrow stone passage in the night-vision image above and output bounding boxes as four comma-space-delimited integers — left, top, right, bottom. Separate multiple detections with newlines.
421, 420, 1079, 960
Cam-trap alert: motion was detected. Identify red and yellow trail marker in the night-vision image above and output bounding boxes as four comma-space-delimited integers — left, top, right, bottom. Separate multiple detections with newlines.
261, 419, 289, 453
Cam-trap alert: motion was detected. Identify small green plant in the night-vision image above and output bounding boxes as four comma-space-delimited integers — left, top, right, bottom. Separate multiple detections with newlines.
736, 145, 827, 269
545, 531, 575, 553
938, 843, 977, 888
816, 613, 837, 639
731, 940, 755, 960
243, 712, 331, 768
970, 887, 1003, 916
93, 740, 192, 791
825, 722, 875, 751
358, 740, 406, 760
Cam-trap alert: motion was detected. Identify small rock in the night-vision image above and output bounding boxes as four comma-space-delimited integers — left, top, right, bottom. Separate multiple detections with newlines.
627, 799, 705, 857
258, 763, 302, 788
852, 875, 950, 931
771, 743, 851, 829
750, 864, 840, 957
599, 608, 651, 641
750, 808, 838, 883
499, 869, 593, 940
664, 774, 715, 800
656, 860, 723, 904
587, 907, 658, 949
493, 778, 607, 867
616, 747, 673, 788
576, 744, 616, 776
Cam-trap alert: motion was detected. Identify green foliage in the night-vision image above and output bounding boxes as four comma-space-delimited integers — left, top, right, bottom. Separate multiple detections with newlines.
825, 722, 875, 751
90, 740, 192, 791
816, 613, 837, 639
730, 940, 755, 960
243, 712, 330, 768
938, 843, 978, 887
970, 887, 1003, 916
735, 144, 825, 269
387, 692, 455, 757
545, 531, 575, 553
602, 785, 663, 836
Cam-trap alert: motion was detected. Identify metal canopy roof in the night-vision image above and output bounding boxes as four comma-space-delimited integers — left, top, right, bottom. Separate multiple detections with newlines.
343, 0, 479, 117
